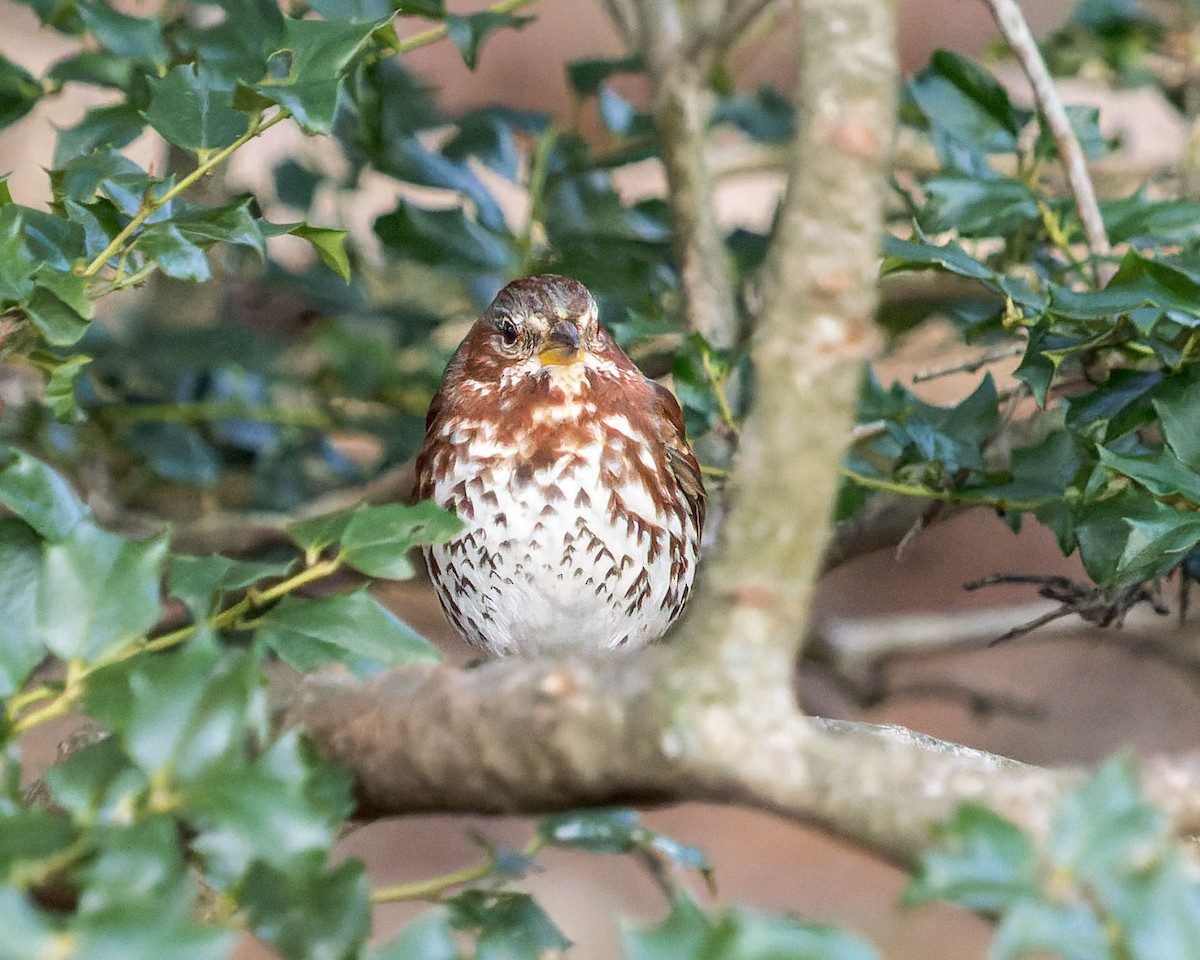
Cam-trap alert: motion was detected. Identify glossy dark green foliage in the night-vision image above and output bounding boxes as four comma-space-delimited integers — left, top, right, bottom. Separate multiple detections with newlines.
0, 444, 457, 956
871, 35, 1200, 590
621, 892, 881, 960
907, 758, 1200, 960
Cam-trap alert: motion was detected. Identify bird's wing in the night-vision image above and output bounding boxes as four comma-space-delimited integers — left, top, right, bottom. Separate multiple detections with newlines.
651, 380, 706, 535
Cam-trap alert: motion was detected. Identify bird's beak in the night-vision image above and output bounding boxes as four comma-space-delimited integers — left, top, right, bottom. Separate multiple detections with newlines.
538, 320, 584, 367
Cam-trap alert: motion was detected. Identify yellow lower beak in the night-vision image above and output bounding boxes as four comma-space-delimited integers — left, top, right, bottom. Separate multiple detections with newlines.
538, 345, 585, 367
539, 319, 585, 366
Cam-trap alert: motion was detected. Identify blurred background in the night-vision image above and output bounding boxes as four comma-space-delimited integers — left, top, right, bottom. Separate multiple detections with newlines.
11, 0, 1200, 957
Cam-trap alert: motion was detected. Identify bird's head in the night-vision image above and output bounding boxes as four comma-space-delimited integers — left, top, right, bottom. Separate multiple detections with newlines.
451, 275, 616, 389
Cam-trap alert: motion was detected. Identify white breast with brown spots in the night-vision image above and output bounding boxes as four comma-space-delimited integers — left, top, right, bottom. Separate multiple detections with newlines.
423, 368, 698, 657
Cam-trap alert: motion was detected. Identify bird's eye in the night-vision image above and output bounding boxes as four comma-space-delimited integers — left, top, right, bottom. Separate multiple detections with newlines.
497, 318, 519, 346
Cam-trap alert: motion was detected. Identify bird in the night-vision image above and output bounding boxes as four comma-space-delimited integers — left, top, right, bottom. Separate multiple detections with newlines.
414, 274, 705, 657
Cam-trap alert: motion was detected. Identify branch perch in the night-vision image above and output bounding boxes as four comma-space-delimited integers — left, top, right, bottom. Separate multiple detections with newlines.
275, 0, 1200, 875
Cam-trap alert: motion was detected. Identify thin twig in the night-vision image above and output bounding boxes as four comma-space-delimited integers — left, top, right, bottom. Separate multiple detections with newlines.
981, 0, 1111, 280
911, 344, 1024, 383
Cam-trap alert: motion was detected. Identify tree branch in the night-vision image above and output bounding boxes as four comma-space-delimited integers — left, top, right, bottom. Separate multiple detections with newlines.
981, 0, 1111, 272
281, 655, 1200, 866
625, 0, 741, 348
677, 0, 894, 681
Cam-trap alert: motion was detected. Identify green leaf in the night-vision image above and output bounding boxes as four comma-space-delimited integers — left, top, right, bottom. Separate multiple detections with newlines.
445, 11, 533, 70
287, 507, 358, 553
254, 16, 391, 134
24, 284, 90, 346
257, 589, 441, 677
341, 501, 464, 579
170, 196, 266, 257
143, 64, 249, 151
85, 641, 266, 782
567, 55, 643, 95
0, 53, 41, 130
1048, 756, 1165, 886
1098, 446, 1200, 503
44, 736, 149, 822
908, 49, 1028, 158
42, 353, 91, 421
137, 224, 212, 282
369, 909, 460, 960
1118, 507, 1200, 583
243, 854, 371, 960
0, 808, 77, 881
273, 159, 323, 209
904, 804, 1038, 912
708, 908, 880, 960
713, 87, 794, 143
0, 520, 45, 698
37, 521, 169, 662
77, 0, 170, 64
990, 900, 1114, 960
374, 199, 517, 273
46, 49, 139, 90
0, 445, 90, 540
168, 553, 293, 621
125, 423, 221, 486
1103, 191, 1200, 246
625, 897, 879, 960
879, 234, 996, 282
1153, 374, 1200, 473
0, 889, 59, 960
620, 892, 712, 960
289, 223, 351, 281
918, 175, 1040, 237
0, 205, 38, 302
187, 730, 353, 886
52, 103, 147, 168
1050, 249, 1200, 320
447, 890, 571, 959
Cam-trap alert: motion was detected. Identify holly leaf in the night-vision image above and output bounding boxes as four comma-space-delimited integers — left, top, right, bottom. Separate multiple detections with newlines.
0, 54, 41, 130
445, 11, 533, 70
144, 64, 249, 151
254, 16, 391, 134
244, 855, 371, 960
37, 521, 169, 663
187, 730, 354, 886
904, 804, 1039, 912
257, 589, 441, 676
0, 520, 45, 698
85, 641, 266, 783
289, 224, 351, 281
374, 199, 517, 273
0, 445, 90, 539
340, 501, 463, 579
168, 553, 293, 621
42, 353, 92, 422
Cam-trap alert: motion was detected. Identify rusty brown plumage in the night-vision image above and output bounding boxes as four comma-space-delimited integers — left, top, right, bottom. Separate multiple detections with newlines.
414, 275, 705, 657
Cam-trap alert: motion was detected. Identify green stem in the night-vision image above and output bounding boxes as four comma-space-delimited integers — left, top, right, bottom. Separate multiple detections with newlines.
9, 555, 345, 734
842, 467, 1048, 513
371, 835, 547, 904
5, 682, 57, 719
700, 347, 740, 436
81, 109, 293, 279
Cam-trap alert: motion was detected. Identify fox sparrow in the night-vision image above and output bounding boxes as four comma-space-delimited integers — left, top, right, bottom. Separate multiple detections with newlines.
415, 275, 705, 657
